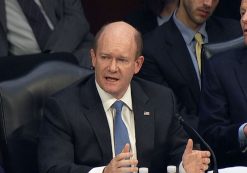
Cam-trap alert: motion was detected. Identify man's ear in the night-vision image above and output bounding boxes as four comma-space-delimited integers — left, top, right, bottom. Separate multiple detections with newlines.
90, 49, 96, 67
134, 56, 144, 74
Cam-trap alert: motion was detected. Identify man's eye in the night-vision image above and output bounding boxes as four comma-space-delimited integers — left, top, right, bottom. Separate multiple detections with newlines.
119, 59, 125, 62
101, 56, 109, 60
241, 11, 246, 17
118, 59, 128, 64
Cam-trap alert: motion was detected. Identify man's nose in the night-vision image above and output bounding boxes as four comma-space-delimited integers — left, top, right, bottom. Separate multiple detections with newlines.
203, 0, 213, 8
242, 11, 247, 23
108, 59, 118, 72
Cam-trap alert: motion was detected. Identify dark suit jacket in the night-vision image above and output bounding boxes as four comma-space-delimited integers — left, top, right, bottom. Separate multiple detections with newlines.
214, 0, 241, 20
38, 75, 188, 173
138, 16, 242, 129
198, 47, 247, 168
0, 0, 93, 67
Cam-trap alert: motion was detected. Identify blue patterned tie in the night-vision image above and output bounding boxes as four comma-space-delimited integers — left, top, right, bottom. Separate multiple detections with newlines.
113, 100, 130, 155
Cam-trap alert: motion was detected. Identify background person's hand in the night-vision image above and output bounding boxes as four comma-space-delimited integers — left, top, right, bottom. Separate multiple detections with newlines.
182, 139, 211, 173
104, 144, 138, 173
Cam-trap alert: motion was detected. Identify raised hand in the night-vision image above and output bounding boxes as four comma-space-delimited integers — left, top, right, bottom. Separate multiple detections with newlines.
104, 144, 138, 173
182, 139, 211, 173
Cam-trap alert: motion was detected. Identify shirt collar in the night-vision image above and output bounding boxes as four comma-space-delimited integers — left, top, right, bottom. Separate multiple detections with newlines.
95, 80, 133, 112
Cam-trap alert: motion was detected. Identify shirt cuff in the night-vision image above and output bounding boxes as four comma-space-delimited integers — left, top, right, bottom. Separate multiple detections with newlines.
89, 166, 105, 173
238, 123, 247, 148
179, 161, 187, 173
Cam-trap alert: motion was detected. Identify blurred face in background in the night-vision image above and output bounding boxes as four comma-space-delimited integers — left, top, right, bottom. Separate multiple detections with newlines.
91, 22, 144, 99
240, 0, 247, 45
177, 0, 219, 30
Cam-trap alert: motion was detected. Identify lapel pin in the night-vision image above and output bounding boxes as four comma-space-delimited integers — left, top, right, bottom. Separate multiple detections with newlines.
144, 111, 150, 116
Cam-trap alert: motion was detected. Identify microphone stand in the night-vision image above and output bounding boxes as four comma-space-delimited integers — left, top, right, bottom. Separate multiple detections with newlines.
176, 114, 219, 173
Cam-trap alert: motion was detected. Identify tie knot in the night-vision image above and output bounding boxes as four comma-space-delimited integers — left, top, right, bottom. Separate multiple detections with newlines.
194, 33, 203, 44
113, 100, 124, 112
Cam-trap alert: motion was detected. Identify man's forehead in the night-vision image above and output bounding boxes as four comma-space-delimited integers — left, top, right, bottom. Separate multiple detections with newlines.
98, 23, 136, 43
102, 22, 136, 36
241, 0, 247, 8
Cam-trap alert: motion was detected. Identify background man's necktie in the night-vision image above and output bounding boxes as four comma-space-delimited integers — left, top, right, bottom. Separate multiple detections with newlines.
17, 0, 52, 50
194, 33, 204, 74
113, 100, 130, 155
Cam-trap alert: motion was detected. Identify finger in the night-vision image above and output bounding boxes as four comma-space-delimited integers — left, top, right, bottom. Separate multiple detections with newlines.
122, 143, 130, 153
115, 152, 133, 161
201, 151, 211, 158
201, 164, 209, 171
117, 159, 138, 167
203, 158, 210, 164
184, 139, 193, 155
119, 166, 139, 173
192, 150, 211, 158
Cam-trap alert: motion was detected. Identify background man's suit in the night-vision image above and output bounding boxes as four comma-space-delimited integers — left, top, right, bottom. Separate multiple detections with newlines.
198, 47, 247, 168
138, 16, 242, 129
0, 0, 93, 67
38, 75, 188, 173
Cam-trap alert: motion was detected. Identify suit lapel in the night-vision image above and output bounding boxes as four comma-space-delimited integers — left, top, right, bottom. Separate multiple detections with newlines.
80, 77, 112, 164
163, 20, 200, 102
235, 49, 247, 102
39, 0, 56, 25
131, 80, 154, 167
0, 0, 7, 31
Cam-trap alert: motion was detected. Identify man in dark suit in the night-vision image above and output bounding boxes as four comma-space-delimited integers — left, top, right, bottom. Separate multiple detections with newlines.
38, 21, 211, 173
0, 0, 93, 68
198, 0, 247, 168
138, 0, 242, 129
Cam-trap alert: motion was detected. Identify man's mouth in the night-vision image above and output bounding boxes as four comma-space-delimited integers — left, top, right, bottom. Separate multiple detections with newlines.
197, 8, 210, 18
105, 77, 119, 82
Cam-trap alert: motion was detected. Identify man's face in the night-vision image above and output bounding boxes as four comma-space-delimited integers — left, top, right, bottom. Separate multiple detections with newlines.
178, 0, 219, 29
91, 24, 144, 99
241, 0, 247, 45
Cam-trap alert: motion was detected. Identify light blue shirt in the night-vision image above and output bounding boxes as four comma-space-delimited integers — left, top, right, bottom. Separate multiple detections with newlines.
172, 12, 208, 88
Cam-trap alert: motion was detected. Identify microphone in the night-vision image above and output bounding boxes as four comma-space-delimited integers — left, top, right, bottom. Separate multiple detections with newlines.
176, 113, 218, 173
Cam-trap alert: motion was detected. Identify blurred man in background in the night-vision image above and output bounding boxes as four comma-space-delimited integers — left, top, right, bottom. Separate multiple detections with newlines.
0, 0, 93, 68
199, 0, 247, 168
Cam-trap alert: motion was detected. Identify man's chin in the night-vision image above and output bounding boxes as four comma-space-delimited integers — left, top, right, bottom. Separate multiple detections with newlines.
105, 88, 126, 99
104, 87, 118, 96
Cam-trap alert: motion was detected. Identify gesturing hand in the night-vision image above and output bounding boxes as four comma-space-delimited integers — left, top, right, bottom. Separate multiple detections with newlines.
104, 144, 138, 173
182, 139, 211, 173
